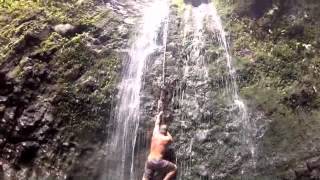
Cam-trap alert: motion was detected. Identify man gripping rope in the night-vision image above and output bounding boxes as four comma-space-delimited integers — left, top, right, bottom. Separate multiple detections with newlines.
142, 111, 177, 180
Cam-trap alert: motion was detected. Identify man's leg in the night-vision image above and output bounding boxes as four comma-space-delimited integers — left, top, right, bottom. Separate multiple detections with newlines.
142, 171, 152, 180
163, 162, 177, 180
142, 161, 153, 180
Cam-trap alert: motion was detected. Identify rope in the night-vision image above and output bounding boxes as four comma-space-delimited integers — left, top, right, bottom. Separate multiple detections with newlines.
158, 15, 169, 114
162, 15, 169, 87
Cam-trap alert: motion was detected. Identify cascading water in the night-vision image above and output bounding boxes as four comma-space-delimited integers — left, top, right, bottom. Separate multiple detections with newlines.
103, 1, 169, 180
103, 0, 259, 179
168, 1, 258, 179
209, 3, 257, 171
177, 5, 211, 178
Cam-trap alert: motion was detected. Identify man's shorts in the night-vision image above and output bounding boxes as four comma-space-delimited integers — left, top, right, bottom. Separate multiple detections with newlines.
143, 159, 176, 179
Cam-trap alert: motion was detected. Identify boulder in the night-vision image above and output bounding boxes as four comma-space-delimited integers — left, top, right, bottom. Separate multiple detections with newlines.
54, 24, 77, 36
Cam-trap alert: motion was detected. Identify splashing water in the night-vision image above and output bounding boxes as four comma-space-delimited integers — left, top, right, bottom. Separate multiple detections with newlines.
177, 4, 214, 179
176, 2, 257, 178
103, 1, 169, 180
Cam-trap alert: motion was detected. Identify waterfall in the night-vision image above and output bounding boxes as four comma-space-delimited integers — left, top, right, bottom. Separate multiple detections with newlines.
103, 1, 169, 180
103, 0, 257, 179
177, 5, 211, 178
173, 2, 257, 179
209, 2, 257, 170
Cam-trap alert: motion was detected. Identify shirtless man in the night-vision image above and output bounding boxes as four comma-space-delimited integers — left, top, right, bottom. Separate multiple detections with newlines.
142, 111, 177, 180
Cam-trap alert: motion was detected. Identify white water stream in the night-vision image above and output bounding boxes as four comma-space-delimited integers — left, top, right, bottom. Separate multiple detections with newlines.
104, 1, 169, 180
209, 3, 257, 169
177, 2, 257, 178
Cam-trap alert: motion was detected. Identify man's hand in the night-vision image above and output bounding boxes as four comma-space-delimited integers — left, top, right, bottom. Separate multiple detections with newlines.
155, 111, 164, 125
157, 111, 164, 119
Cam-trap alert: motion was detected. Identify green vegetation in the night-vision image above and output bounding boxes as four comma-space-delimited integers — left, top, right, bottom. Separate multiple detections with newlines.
0, 0, 123, 174
213, 0, 320, 176
52, 50, 120, 141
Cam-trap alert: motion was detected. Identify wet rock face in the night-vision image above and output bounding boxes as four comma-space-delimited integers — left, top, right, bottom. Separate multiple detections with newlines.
138, 4, 259, 179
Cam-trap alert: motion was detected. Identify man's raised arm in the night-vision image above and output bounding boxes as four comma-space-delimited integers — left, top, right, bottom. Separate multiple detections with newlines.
153, 111, 163, 135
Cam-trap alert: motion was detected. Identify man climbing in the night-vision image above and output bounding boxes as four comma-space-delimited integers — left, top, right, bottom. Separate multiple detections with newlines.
142, 111, 177, 180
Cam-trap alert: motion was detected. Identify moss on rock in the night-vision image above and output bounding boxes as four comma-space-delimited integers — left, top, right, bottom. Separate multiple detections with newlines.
0, 0, 128, 178
215, 0, 320, 178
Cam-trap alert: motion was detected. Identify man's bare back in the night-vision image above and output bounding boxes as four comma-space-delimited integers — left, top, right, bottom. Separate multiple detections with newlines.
142, 112, 177, 180
148, 130, 172, 160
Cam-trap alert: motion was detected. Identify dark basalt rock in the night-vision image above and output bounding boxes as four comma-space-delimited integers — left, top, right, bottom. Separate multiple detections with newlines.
15, 141, 40, 165
250, 0, 273, 18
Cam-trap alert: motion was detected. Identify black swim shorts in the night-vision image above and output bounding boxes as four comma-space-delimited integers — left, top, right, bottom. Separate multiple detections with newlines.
143, 159, 176, 179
